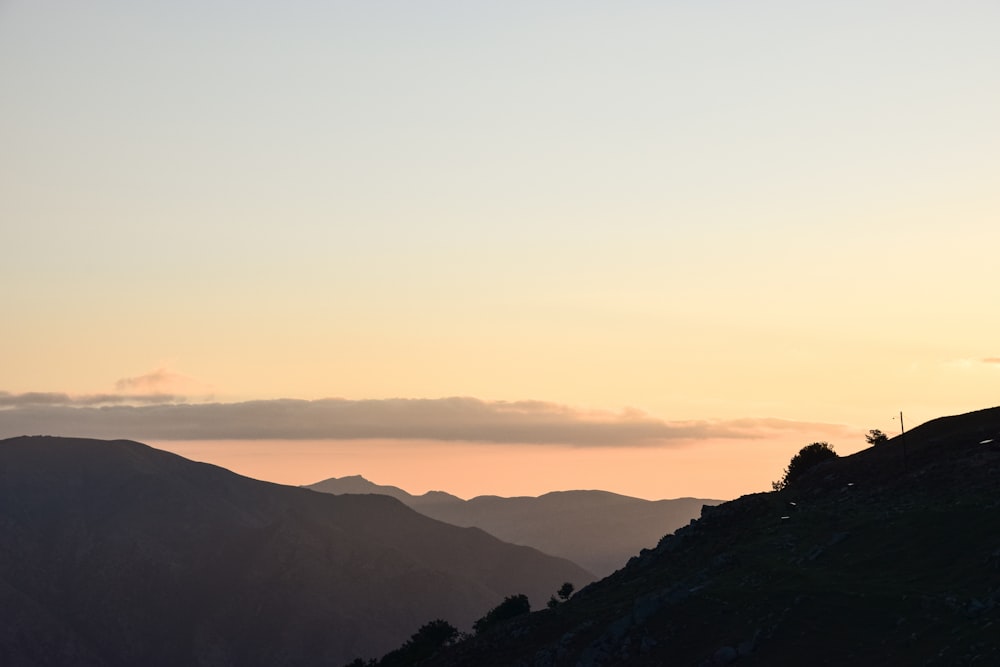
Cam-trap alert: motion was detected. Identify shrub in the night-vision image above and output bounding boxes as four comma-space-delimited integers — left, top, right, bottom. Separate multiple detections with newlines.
376, 619, 459, 667
547, 582, 575, 608
473, 594, 530, 634
865, 429, 889, 446
772, 441, 838, 491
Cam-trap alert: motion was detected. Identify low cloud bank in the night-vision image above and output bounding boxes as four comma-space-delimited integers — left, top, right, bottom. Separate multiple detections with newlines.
0, 394, 848, 447
0, 391, 183, 407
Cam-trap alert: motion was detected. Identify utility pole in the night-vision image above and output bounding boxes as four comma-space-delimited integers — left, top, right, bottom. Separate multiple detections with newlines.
899, 411, 908, 472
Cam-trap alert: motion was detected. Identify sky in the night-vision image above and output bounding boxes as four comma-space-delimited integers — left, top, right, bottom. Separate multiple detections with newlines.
2, 1, 999, 500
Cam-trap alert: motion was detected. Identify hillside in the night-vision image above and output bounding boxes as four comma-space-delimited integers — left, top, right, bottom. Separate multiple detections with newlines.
408, 407, 1000, 666
0, 436, 591, 667
307, 477, 721, 577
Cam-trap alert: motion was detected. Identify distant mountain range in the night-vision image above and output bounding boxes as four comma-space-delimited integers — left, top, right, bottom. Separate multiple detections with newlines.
371, 406, 1000, 666
306, 476, 722, 577
0, 436, 590, 666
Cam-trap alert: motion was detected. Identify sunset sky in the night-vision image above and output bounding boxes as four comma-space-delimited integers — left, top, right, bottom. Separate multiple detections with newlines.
3, 2, 998, 500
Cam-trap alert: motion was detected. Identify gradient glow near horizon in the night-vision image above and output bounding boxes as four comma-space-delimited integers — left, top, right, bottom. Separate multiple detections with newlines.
2, 2, 999, 500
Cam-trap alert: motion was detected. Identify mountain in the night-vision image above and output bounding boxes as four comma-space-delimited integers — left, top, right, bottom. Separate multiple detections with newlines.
0, 436, 592, 667
308, 475, 464, 507
383, 407, 1000, 666
307, 478, 722, 577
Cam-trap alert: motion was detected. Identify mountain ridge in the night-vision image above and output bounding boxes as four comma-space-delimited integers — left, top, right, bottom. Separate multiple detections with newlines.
308, 475, 465, 506
0, 435, 592, 666
306, 477, 722, 577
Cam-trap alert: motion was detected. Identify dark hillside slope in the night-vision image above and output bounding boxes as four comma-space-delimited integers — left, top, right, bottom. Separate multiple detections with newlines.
423, 407, 1000, 666
0, 436, 591, 667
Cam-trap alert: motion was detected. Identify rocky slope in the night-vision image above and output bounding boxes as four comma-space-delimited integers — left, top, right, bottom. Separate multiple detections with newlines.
413, 407, 1000, 666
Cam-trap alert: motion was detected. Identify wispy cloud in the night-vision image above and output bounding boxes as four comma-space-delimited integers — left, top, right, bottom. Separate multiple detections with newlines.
114, 366, 211, 395
942, 358, 1000, 371
0, 395, 849, 447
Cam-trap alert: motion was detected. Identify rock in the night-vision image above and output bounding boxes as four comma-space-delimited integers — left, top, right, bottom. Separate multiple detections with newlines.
737, 636, 756, 656
712, 645, 738, 664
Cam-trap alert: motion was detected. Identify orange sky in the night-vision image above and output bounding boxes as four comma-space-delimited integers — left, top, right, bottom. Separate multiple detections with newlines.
150, 431, 864, 502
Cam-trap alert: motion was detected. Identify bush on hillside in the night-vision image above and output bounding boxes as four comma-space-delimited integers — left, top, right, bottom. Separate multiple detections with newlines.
865, 429, 889, 446
376, 619, 459, 667
473, 594, 530, 634
547, 581, 575, 608
772, 442, 838, 491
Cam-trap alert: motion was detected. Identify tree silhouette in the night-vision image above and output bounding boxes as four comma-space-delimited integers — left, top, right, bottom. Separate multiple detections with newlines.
376, 619, 459, 666
547, 582, 575, 608
865, 429, 889, 446
772, 442, 838, 491
473, 594, 530, 634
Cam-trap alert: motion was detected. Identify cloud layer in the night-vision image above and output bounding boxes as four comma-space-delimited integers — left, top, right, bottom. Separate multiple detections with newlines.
0, 395, 848, 447
0, 391, 183, 407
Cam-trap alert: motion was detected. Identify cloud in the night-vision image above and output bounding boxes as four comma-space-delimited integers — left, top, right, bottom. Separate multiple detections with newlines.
0, 367, 205, 411
114, 366, 206, 394
0, 391, 182, 407
0, 395, 849, 447
942, 358, 1000, 372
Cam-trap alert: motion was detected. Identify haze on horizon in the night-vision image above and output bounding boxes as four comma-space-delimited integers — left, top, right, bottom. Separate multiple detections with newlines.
2, 2, 998, 500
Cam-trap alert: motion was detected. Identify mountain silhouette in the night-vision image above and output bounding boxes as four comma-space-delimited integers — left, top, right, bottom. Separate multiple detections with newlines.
0, 436, 591, 666
308, 475, 464, 507
377, 407, 1000, 666
307, 477, 721, 577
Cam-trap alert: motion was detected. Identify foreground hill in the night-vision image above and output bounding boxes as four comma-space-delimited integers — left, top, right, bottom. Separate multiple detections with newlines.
410, 407, 1000, 666
0, 436, 591, 667
308, 476, 721, 577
